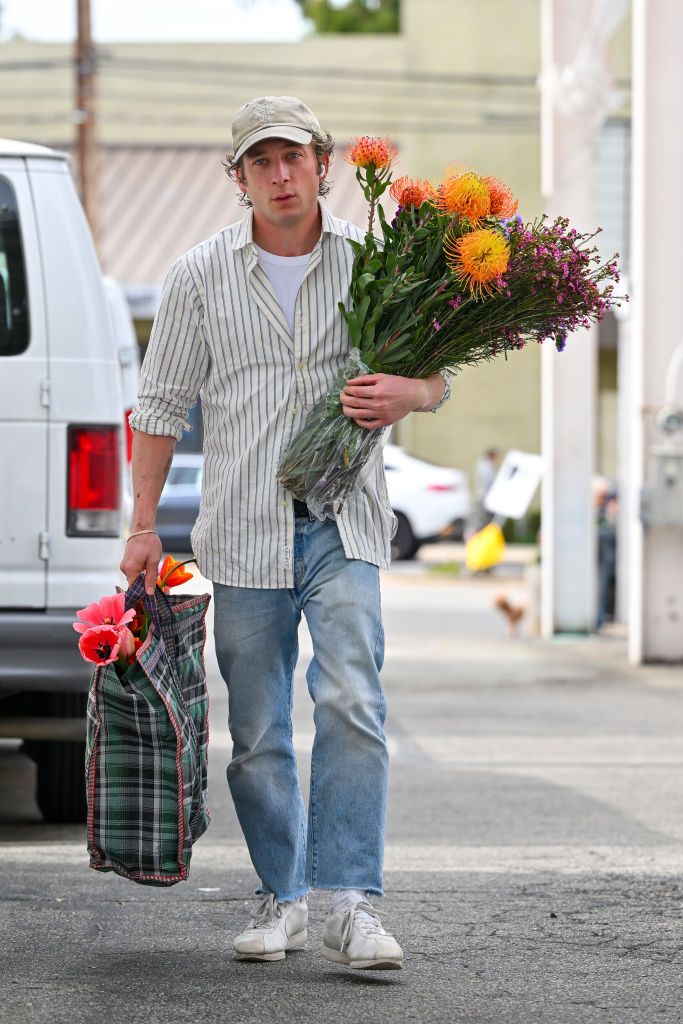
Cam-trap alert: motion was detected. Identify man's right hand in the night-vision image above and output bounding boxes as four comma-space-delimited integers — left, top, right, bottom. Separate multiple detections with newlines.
120, 532, 163, 595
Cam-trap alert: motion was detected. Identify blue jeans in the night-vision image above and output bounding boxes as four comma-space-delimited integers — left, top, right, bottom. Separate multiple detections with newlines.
213, 517, 388, 901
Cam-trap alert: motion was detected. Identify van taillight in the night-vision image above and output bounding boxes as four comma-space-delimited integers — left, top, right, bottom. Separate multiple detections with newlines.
67, 425, 121, 537
124, 409, 134, 463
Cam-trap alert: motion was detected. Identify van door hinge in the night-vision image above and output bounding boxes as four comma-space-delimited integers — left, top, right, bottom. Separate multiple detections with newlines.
38, 531, 50, 561
39, 379, 51, 407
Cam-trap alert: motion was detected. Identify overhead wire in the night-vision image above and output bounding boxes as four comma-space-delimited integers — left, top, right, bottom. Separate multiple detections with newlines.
0, 113, 539, 134
0, 51, 628, 136
0, 84, 542, 117
0, 54, 632, 90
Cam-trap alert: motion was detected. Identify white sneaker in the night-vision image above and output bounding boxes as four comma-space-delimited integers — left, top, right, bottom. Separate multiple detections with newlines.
233, 893, 308, 962
322, 898, 403, 970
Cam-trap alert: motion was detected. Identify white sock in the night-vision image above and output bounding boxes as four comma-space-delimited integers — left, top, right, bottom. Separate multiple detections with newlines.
332, 887, 366, 909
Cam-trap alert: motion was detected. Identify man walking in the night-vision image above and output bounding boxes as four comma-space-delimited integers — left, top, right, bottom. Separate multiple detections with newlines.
122, 96, 450, 970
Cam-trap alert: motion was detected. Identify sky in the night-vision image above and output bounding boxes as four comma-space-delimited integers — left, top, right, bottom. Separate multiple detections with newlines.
0, 0, 310, 42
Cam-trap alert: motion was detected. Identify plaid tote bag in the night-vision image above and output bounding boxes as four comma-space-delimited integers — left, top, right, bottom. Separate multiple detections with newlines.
85, 575, 211, 885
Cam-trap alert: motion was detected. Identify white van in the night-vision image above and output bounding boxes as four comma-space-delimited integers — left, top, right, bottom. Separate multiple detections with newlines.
104, 274, 141, 522
0, 140, 125, 822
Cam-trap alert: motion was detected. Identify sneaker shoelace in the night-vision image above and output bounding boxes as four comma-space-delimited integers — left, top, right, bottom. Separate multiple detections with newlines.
339, 900, 387, 952
248, 893, 283, 931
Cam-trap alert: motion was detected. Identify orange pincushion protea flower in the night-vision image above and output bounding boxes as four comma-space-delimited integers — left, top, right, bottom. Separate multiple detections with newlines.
484, 176, 518, 218
345, 135, 397, 170
389, 175, 434, 208
433, 171, 491, 224
444, 228, 510, 298
157, 555, 194, 590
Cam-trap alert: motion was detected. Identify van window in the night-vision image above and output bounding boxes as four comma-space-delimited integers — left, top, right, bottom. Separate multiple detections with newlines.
0, 177, 29, 356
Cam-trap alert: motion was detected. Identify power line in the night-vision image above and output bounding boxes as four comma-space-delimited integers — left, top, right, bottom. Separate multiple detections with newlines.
102, 54, 543, 88
0, 56, 632, 97
0, 112, 539, 134
0, 85, 541, 115
0, 55, 541, 90
0, 59, 73, 71
98, 55, 633, 91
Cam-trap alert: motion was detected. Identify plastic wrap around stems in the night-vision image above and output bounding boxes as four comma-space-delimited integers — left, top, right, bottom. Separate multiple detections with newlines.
276, 349, 383, 521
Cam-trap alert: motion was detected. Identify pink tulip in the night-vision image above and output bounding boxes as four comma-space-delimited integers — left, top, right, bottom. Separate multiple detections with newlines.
117, 626, 137, 660
78, 625, 122, 665
73, 593, 135, 635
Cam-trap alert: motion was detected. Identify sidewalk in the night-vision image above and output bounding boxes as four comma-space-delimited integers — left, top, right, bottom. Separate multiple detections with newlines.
417, 540, 538, 568
2, 571, 683, 1024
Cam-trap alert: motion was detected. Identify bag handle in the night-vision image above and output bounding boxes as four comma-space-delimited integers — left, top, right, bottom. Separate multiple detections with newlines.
124, 573, 177, 655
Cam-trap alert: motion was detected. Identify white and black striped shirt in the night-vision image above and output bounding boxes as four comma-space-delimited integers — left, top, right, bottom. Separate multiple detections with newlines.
130, 204, 451, 588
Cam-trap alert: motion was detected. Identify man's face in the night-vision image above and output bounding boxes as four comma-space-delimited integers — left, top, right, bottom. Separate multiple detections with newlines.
236, 138, 327, 229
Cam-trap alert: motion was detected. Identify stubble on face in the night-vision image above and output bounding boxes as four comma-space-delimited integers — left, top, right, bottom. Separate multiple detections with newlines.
237, 140, 324, 229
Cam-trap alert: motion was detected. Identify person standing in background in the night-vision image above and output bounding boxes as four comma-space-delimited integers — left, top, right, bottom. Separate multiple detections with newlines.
471, 447, 499, 534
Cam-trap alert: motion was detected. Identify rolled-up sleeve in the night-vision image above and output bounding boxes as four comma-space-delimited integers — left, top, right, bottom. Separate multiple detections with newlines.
129, 258, 209, 441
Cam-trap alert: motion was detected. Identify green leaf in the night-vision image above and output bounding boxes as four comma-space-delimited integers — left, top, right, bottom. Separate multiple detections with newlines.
379, 347, 411, 365
364, 320, 377, 350
356, 272, 377, 293
347, 314, 362, 347
356, 294, 371, 325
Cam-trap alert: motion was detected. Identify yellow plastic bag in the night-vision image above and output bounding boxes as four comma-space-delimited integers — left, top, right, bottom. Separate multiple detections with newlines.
465, 523, 506, 572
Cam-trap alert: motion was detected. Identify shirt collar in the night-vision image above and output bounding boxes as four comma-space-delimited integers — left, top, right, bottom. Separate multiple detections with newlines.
231, 201, 346, 251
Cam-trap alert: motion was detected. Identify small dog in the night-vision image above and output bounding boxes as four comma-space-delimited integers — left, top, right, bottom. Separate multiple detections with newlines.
493, 594, 526, 637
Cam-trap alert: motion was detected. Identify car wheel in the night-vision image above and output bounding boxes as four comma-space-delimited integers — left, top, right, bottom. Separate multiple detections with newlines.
25, 692, 87, 824
34, 738, 87, 824
391, 512, 421, 560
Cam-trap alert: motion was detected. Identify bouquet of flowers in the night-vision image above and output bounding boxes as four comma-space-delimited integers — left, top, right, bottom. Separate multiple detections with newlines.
276, 136, 624, 518
73, 555, 194, 677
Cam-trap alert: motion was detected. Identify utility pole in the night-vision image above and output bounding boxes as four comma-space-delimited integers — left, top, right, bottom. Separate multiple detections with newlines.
75, 0, 99, 250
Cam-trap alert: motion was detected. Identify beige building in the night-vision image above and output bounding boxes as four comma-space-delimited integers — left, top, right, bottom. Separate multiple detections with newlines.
0, 0, 631, 494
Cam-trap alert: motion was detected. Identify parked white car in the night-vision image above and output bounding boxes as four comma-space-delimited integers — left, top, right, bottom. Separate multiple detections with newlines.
158, 445, 470, 561
0, 139, 125, 822
383, 443, 470, 558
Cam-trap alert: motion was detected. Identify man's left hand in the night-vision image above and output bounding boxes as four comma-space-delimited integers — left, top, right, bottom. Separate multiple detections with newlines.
340, 373, 443, 429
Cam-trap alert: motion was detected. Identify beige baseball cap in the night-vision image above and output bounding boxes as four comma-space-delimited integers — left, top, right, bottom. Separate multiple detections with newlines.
231, 96, 321, 163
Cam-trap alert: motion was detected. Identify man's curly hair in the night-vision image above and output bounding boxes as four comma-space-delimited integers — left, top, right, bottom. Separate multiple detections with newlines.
223, 130, 335, 208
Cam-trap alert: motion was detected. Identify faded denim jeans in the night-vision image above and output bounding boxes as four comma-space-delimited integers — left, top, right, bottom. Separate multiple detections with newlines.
213, 516, 388, 902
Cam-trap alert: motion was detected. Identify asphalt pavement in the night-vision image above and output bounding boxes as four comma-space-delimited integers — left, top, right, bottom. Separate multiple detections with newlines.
2, 554, 683, 1024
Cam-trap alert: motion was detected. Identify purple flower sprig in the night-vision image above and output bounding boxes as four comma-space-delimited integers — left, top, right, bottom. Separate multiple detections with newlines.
493, 215, 624, 348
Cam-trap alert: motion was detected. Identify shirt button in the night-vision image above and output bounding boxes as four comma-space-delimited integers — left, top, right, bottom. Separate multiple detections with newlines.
297, 360, 305, 370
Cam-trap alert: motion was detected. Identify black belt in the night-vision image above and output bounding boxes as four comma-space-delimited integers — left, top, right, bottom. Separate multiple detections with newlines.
293, 498, 310, 518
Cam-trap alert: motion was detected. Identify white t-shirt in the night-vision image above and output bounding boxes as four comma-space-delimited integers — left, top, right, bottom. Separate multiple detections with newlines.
255, 245, 312, 336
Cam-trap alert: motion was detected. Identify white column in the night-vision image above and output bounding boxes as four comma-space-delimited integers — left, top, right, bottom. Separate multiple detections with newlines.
540, 0, 598, 635
628, 0, 683, 664
615, 288, 631, 626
